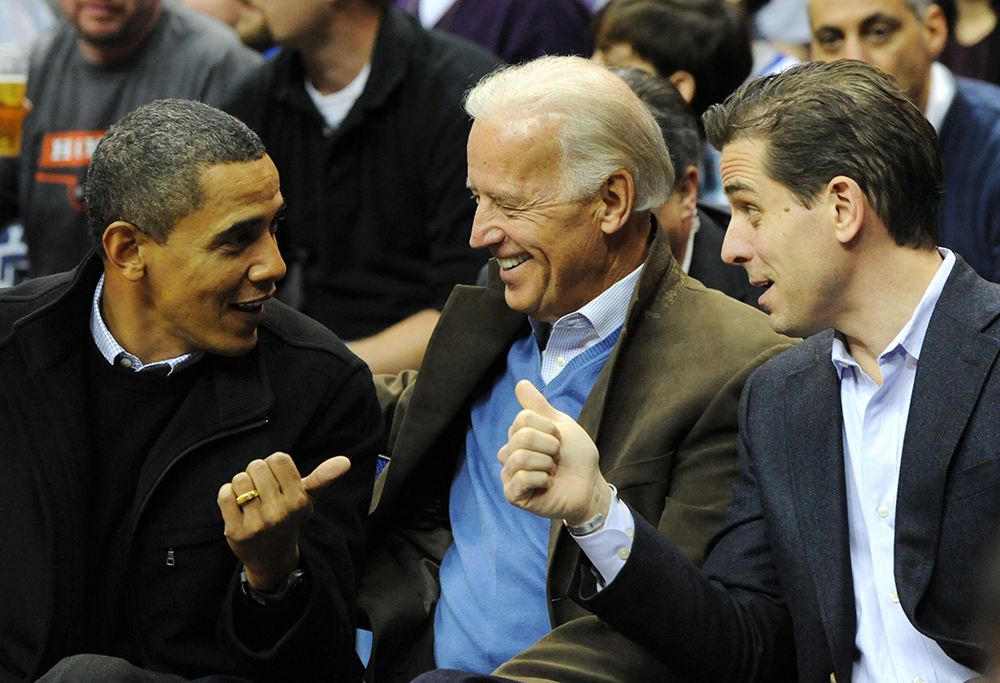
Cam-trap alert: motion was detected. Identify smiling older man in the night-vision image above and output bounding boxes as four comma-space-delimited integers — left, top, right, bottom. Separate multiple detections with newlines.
0, 99, 382, 683
356, 55, 791, 683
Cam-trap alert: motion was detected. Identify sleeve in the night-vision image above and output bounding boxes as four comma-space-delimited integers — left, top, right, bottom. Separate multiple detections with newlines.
570, 373, 796, 683
221, 360, 384, 683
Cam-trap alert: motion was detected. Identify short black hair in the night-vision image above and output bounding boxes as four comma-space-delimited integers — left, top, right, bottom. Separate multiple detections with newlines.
704, 60, 942, 249
85, 99, 266, 251
591, 0, 753, 119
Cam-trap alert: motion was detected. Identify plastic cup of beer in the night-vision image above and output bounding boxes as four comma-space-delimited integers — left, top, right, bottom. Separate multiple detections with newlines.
0, 45, 28, 158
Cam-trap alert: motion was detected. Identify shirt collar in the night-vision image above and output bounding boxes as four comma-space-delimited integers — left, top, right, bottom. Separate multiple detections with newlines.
529, 263, 644, 344
90, 273, 204, 376
831, 248, 956, 376
925, 62, 957, 133
680, 211, 701, 275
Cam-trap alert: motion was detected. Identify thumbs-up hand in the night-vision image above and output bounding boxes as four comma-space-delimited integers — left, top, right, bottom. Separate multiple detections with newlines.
498, 380, 612, 524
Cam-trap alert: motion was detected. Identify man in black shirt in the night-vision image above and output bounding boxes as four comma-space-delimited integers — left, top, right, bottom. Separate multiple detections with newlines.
0, 99, 382, 683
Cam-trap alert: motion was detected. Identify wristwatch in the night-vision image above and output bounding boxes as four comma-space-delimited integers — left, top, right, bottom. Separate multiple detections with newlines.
564, 484, 618, 537
240, 566, 306, 608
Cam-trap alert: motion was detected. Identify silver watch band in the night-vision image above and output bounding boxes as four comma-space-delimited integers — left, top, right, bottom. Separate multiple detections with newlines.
564, 483, 618, 537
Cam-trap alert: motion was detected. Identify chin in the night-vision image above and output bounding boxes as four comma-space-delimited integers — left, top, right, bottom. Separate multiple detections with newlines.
207, 333, 259, 358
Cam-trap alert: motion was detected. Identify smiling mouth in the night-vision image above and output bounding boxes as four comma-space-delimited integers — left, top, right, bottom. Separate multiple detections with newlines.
231, 298, 269, 314
496, 254, 531, 270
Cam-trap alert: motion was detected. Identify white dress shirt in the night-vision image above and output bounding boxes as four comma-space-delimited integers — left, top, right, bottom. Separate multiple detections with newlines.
925, 62, 958, 133
834, 249, 976, 683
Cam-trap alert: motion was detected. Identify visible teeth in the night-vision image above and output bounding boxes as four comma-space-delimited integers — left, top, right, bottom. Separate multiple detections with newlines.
233, 301, 263, 312
497, 254, 530, 269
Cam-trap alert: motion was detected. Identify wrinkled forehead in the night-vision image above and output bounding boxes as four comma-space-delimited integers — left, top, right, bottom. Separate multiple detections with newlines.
808, 0, 919, 26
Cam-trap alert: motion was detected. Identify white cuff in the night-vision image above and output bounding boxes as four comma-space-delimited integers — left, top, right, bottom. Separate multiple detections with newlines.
572, 496, 635, 589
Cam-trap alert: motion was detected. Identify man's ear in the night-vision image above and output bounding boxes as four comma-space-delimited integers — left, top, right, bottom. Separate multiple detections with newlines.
598, 168, 636, 235
827, 176, 865, 245
668, 70, 696, 104
675, 165, 700, 221
922, 3, 948, 59
103, 221, 148, 281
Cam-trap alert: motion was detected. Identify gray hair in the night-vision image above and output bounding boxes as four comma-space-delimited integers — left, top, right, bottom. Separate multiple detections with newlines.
86, 98, 266, 250
463, 56, 673, 212
905, 0, 935, 15
809, 0, 935, 18
704, 60, 942, 249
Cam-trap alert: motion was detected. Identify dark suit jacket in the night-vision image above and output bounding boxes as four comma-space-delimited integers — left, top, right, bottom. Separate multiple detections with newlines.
576, 256, 1000, 683
358, 231, 794, 683
689, 204, 765, 311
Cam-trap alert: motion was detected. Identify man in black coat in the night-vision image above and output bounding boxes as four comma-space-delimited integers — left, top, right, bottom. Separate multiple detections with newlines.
0, 99, 382, 683
486, 60, 998, 683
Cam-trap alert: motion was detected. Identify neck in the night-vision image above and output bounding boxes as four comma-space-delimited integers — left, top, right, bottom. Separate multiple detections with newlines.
76, 4, 162, 65
838, 245, 943, 384
101, 269, 185, 364
604, 214, 653, 284
301, 4, 382, 94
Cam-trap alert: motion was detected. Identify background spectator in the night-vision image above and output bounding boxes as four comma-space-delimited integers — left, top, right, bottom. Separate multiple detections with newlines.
397, 0, 593, 63
225, 0, 498, 374
0, 0, 262, 283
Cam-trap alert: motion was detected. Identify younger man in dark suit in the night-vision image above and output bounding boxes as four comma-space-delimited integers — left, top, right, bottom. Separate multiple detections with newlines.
493, 60, 1000, 683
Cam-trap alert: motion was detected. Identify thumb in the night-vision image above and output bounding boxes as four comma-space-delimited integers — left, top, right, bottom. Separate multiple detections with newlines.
302, 455, 351, 494
514, 379, 561, 420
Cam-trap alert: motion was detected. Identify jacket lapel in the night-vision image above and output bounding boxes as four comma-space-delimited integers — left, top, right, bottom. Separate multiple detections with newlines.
895, 259, 1000, 614
379, 268, 529, 502
548, 230, 679, 622
785, 333, 857, 673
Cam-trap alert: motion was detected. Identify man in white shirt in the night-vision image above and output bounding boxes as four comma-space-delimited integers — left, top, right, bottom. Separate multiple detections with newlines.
492, 59, 1000, 683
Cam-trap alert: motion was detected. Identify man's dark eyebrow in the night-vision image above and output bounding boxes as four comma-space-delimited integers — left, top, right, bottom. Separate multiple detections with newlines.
211, 204, 286, 246
860, 12, 901, 31
724, 181, 755, 197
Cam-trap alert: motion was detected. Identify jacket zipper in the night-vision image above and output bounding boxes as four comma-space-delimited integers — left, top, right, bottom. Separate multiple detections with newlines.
125, 416, 269, 663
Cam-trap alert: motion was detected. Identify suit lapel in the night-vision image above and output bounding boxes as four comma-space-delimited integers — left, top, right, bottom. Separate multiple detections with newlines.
785, 334, 857, 672
895, 259, 1000, 614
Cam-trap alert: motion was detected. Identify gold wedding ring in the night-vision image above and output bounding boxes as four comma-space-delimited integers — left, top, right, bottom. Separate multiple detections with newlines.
235, 489, 261, 506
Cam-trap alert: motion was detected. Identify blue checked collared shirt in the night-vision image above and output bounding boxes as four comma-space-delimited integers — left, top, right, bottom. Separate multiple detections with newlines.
90, 273, 204, 376
528, 264, 643, 384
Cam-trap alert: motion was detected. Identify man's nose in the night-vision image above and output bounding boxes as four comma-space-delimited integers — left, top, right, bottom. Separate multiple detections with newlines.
469, 204, 505, 249
249, 231, 287, 283
841, 37, 866, 62
721, 217, 753, 266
